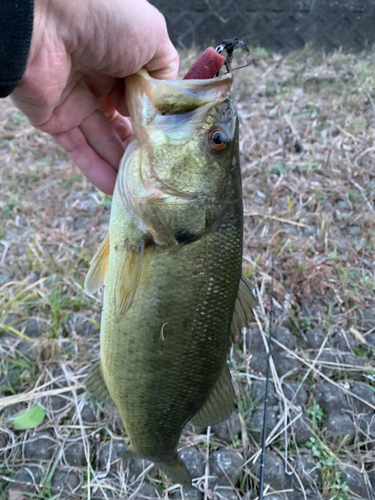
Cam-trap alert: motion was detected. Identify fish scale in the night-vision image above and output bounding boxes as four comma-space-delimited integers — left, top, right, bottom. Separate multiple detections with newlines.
103, 212, 242, 456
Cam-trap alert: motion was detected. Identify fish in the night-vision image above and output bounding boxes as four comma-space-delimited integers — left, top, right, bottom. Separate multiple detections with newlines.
84, 69, 257, 486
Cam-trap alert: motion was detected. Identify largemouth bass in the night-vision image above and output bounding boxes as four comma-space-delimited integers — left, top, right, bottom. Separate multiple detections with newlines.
84, 70, 257, 486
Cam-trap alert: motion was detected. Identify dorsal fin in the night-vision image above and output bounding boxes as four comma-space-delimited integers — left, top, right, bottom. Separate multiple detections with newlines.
84, 233, 110, 294
230, 274, 258, 342
239, 274, 258, 310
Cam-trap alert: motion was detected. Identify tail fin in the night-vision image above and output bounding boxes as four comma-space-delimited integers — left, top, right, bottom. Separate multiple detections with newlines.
158, 456, 192, 487
121, 446, 192, 487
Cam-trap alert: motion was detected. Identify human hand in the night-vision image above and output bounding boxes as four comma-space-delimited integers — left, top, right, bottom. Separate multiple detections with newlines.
11, 0, 178, 194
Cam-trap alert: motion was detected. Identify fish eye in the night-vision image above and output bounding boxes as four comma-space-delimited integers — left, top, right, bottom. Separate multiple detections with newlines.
209, 129, 229, 151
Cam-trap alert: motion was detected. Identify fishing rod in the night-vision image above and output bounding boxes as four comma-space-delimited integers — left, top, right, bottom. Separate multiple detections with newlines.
213, 41, 275, 497
258, 256, 275, 500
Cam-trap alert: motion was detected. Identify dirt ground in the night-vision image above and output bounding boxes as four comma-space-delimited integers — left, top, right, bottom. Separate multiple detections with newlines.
0, 47, 375, 500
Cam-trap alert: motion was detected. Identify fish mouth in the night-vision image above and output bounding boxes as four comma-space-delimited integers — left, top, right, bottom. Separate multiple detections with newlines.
125, 70, 234, 143
150, 72, 233, 114
126, 69, 233, 116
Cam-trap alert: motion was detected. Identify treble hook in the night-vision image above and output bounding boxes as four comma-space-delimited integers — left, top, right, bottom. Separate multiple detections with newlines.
215, 37, 250, 73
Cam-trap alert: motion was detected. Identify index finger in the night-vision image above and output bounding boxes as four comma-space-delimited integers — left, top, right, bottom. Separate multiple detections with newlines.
145, 37, 179, 80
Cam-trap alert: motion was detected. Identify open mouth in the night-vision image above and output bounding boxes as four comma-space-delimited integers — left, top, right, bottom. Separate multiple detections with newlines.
127, 69, 233, 116
125, 70, 234, 144
151, 72, 234, 114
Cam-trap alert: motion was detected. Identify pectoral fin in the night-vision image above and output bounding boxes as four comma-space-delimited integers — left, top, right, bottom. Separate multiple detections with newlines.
85, 362, 113, 406
84, 233, 110, 294
190, 364, 234, 427
230, 274, 258, 341
115, 240, 145, 322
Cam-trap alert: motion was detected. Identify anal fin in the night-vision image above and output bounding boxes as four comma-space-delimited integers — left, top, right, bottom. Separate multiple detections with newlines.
115, 240, 145, 322
190, 364, 234, 427
85, 362, 113, 406
84, 233, 110, 294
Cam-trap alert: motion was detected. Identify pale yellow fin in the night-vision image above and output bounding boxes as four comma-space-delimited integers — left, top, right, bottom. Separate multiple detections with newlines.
115, 240, 145, 322
230, 308, 243, 343
239, 273, 259, 311
85, 362, 113, 406
84, 233, 110, 293
121, 446, 192, 487
190, 364, 234, 427
158, 457, 192, 487
230, 274, 258, 342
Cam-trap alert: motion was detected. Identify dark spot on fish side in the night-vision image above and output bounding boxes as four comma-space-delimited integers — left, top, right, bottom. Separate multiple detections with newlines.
115, 244, 118, 251
174, 228, 196, 245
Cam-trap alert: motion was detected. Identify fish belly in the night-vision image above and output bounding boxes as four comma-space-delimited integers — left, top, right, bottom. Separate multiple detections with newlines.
101, 218, 242, 463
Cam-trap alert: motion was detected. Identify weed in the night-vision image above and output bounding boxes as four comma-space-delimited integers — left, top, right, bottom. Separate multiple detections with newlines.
3, 196, 21, 217
101, 193, 112, 211
358, 271, 375, 292
306, 402, 324, 433
11, 112, 27, 125
326, 471, 351, 500
60, 173, 83, 189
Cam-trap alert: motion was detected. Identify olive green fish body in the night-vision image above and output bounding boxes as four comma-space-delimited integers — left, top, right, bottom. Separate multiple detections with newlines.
85, 70, 256, 485
102, 185, 242, 463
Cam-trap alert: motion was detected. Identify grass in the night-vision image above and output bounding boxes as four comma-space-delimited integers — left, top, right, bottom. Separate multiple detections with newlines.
0, 46, 375, 499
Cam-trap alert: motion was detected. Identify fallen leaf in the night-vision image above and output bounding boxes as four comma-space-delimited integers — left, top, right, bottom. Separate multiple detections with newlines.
10, 405, 45, 430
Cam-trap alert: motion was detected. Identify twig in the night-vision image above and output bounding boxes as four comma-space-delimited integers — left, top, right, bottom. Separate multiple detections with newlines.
270, 337, 375, 411
244, 212, 308, 228
0, 384, 84, 410
349, 179, 375, 213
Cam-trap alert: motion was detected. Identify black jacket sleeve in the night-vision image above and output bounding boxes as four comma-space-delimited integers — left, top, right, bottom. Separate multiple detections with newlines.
0, 0, 34, 98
